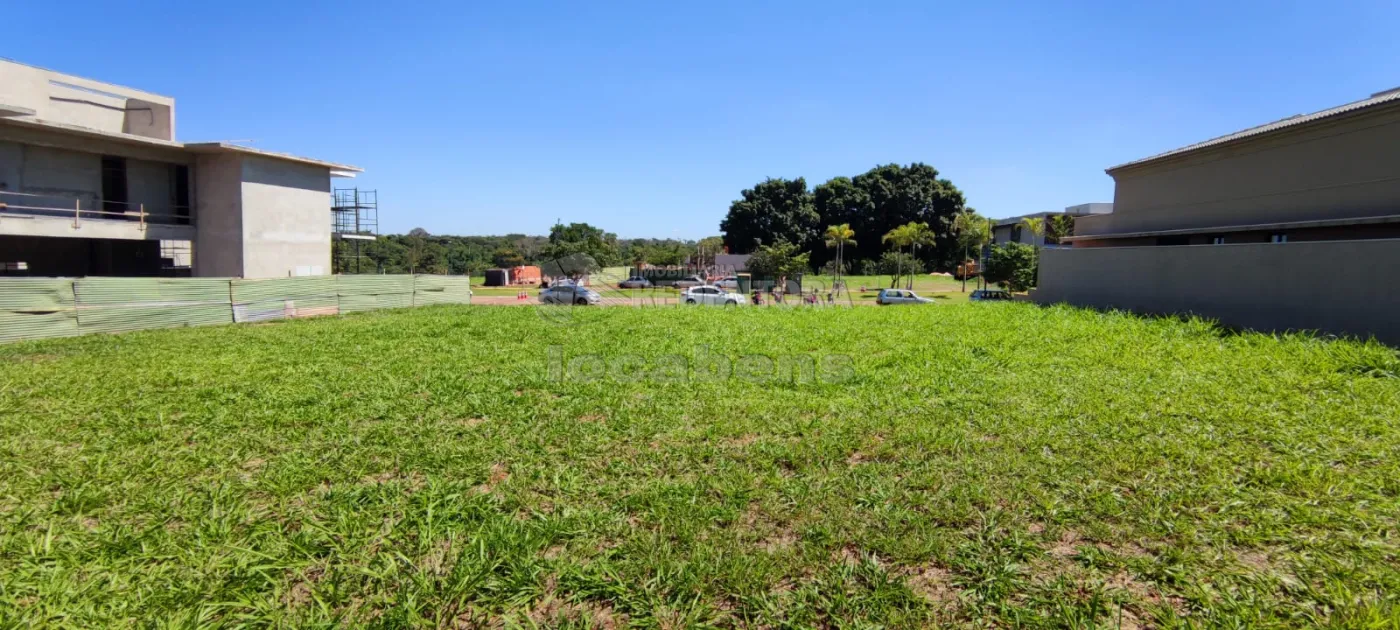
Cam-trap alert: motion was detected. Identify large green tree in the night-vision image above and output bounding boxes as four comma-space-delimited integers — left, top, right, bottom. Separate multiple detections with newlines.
540, 222, 621, 268
809, 164, 967, 271
719, 178, 819, 255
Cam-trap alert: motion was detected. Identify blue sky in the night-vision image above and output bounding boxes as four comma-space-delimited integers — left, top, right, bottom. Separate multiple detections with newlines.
8, 0, 1399, 238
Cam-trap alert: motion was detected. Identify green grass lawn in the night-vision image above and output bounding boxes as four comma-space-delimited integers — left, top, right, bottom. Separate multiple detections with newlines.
3, 305, 1399, 626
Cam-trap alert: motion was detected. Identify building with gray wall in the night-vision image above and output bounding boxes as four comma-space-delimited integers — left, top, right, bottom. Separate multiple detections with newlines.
1036, 87, 1400, 343
0, 59, 362, 278
992, 203, 1112, 247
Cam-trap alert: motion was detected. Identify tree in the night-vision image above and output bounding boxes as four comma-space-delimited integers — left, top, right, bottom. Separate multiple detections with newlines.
904, 222, 936, 289
824, 224, 856, 290
1021, 217, 1046, 245
876, 251, 921, 279
834, 164, 966, 271
541, 222, 621, 269
408, 227, 431, 238
719, 178, 819, 255
1046, 214, 1074, 245
882, 221, 933, 288
984, 243, 1038, 293
1021, 217, 1047, 286
695, 235, 726, 271
493, 247, 525, 268
953, 211, 993, 292
746, 241, 810, 283
881, 224, 914, 288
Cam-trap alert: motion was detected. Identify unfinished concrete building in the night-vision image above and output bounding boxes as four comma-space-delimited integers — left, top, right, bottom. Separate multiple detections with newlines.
0, 59, 362, 278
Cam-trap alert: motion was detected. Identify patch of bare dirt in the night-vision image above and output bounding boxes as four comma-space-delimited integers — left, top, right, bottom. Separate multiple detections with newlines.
282, 565, 325, 608
1050, 530, 1081, 557
906, 564, 960, 607
458, 417, 486, 428
724, 434, 759, 447
476, 463, 509, 493
360, 470, 426, 492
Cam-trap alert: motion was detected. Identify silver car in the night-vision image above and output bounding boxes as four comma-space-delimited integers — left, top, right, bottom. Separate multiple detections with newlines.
673, 275, 706, 289
618, 276, 652, 289
540, 284, 601, 305
876, 288, 933, 305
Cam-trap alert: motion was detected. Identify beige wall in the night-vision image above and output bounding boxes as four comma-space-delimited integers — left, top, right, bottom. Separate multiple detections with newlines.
1099, 105, 1400, 235
237, 156, 332, 279
1035, 240, 1400, 344
0, 60, 175, 141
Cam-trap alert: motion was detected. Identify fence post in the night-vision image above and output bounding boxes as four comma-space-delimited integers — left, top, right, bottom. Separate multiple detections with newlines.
139, 204, 146, 231
74, 199, 81, 228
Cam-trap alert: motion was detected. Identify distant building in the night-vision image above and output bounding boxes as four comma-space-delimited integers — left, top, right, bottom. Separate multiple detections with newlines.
992, 203, 1113, 247
1036, 87, 1400, 343
712, 253, 751, 274
0, 59, 361, 278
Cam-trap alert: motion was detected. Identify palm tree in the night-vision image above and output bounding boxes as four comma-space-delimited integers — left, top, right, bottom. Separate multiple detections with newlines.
1021, 216, 1047, 289
905, 222, 935, 289
824, 224, 856, 292
882, 224, 913, 289
953, 211, 992, 292
1021, 217, 1046, 245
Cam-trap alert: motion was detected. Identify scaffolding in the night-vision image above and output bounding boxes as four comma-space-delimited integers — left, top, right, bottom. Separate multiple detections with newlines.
332, 188, 379, 273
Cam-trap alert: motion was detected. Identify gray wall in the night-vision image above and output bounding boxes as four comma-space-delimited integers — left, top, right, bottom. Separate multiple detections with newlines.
1099, 105, 1400, 236
1035, 240, 1400, 344
238, 156, 332, 278
0, 139, 185, 216
193, 154, 243, 277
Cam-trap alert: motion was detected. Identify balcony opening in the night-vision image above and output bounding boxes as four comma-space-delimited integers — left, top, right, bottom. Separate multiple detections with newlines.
100, 156, 127, 215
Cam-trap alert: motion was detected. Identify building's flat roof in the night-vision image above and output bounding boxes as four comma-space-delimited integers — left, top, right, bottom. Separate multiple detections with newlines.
0, 116, 361, 172
1063, 214, 1400, 242
183, 142, 362, 173
1108, 88, 1400, 174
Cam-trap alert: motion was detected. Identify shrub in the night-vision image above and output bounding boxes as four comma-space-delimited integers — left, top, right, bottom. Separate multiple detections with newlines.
984, 242, 1038, 292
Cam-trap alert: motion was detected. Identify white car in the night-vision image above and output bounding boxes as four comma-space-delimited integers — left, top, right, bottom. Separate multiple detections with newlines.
673, 275, 707, 289
681, 285, 747, 306
714, 276, 740, 290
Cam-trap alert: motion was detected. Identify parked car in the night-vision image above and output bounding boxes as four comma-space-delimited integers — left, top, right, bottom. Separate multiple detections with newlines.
673, 275, 707, 289
714, 276, 740, 290
618, 276, 652, 289
540, 284, 602, 305
681, 286, 747, 306
969, 289, 1013, 302
876, 288, 933, 305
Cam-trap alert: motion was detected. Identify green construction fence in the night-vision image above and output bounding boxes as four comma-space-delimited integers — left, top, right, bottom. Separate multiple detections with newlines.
0, 274, 473, 344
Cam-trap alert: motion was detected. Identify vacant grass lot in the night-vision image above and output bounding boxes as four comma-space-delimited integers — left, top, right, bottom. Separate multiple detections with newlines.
2, 305, 1399, 627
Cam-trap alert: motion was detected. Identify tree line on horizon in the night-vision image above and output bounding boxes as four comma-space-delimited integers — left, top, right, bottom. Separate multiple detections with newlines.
338, 161, 1054, 291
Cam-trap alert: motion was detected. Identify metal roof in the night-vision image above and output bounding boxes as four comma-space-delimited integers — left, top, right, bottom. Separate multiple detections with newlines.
1062, 213, 1400, 242
1107, 87, 1400, 173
